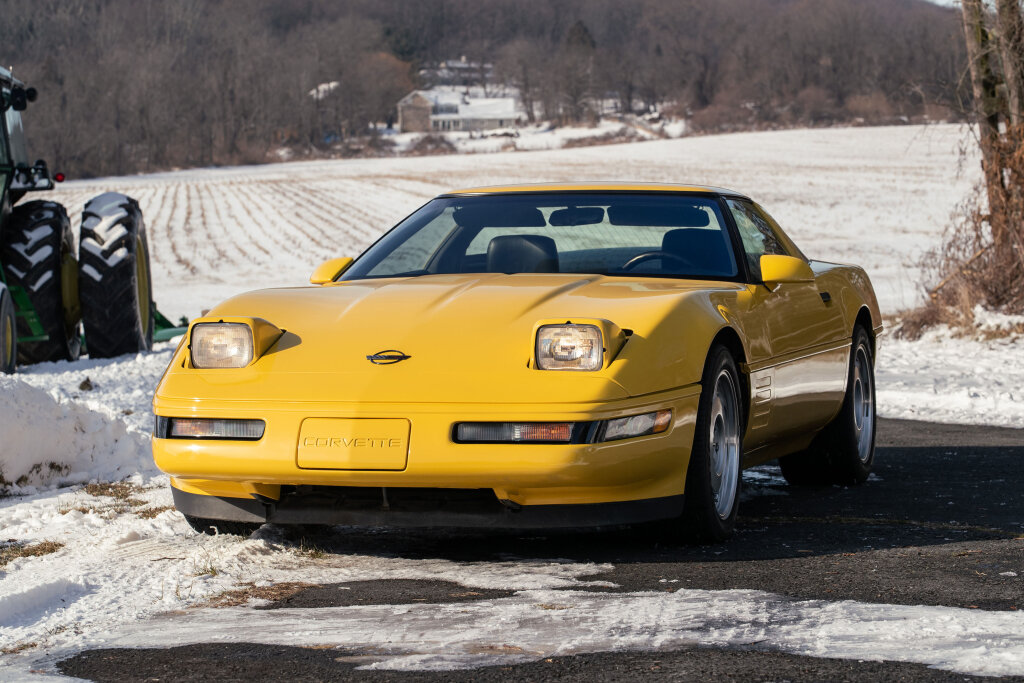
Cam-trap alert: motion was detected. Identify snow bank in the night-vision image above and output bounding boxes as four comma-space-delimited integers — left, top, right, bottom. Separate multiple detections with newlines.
0, 375, 151, 490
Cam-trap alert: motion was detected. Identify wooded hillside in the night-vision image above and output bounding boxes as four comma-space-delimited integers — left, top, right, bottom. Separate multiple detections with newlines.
2, 0, 964, 177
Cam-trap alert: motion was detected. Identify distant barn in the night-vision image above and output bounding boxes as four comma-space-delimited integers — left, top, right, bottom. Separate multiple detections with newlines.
398, 88, 525, 133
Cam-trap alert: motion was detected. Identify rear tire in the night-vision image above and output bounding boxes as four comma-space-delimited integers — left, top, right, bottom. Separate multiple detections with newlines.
0, 286, 17, 374
78, 193, 153, 358
778, 326, 876, 486
676, 344, 743, 543
0, 200, 81, 363
184, 514, 261, 537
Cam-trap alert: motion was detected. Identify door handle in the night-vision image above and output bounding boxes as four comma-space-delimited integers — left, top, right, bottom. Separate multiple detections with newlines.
819, 291, 832, 303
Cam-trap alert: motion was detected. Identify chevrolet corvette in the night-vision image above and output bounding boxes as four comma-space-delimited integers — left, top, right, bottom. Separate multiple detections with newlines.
152, 183, 882, 541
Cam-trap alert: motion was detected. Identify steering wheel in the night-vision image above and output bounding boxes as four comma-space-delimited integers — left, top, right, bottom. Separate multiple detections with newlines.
620, 251, 692, 271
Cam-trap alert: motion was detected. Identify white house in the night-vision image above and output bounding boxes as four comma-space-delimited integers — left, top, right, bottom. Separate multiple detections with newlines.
397, 87, 526, 133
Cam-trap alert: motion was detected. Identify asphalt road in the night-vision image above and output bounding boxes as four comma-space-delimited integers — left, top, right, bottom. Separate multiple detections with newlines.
59, 418, 1024, 682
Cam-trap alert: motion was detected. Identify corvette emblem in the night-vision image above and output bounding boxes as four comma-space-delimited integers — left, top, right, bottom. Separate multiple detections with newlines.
366, 349, 411, 365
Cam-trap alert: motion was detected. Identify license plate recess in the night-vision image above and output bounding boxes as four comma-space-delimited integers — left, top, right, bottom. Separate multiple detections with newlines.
297, 418, 409, 470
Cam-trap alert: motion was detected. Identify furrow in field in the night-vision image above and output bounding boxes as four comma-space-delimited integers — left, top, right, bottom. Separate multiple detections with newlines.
264, 182, 366, 251
215, 181, 278, 262
184, 182, 232, 272
145, 183, 195, 277
195, 181, 261, 267
167, 183, 200, 276
230, 181, 331, 256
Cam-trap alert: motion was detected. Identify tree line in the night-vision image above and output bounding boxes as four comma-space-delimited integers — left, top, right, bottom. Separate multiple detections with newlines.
1, 0, 965, 178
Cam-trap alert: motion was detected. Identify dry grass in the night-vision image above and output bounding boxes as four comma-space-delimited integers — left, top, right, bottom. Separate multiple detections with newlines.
0, 641, 39, 655
196, 581, 313, 608
136, 505, 174, 519
55, 481, 170, 519
0, 540, 65, 569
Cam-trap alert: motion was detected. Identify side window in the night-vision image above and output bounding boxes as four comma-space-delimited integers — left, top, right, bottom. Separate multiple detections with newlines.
727, 198, 791, 279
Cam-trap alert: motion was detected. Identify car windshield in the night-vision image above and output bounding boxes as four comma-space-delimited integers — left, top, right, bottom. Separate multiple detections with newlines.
340, 193, 739, 281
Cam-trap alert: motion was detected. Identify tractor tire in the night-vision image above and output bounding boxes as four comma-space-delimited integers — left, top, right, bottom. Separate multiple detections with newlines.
79, 193, 153, 358
0, 286, 16, 374
0, 200, 81, 364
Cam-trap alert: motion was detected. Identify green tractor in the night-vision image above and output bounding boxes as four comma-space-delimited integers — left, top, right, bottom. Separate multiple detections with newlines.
0, 68, 183, 374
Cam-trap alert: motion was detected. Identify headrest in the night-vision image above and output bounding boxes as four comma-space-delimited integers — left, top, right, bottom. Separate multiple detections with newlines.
608, 205, 711, 227
486, 234, 559, 274
454, 205, 546, 229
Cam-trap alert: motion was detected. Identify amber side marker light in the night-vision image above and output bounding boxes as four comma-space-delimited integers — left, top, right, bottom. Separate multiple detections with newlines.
600, 409, 672, 442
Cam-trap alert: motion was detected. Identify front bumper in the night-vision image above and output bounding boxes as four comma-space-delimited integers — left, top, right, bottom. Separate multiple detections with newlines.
154, 386, 700, 516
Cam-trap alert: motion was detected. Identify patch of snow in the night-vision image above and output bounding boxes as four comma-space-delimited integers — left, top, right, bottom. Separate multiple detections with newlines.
308, 81, 339, 100
876, 326, 1024, 428
85, 588, 1024, 678
0, 579, 91, 628
973, 305, 1024, 333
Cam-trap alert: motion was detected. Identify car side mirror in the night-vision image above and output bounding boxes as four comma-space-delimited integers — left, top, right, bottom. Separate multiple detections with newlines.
310, 257, 354, 285
760, 254, 814, 290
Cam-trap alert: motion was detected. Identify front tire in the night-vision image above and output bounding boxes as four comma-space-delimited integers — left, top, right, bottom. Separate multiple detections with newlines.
0, 200, 81, 363
679, 345, 743, 542
184, 514, 261, 537
0, 286, 17, 374
779, 326, 876, 486
78, 193, 154, 358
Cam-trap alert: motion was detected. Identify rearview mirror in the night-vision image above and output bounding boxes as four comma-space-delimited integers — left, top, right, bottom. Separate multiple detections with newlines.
310, 257, 354, 285
760, 254, 814, 290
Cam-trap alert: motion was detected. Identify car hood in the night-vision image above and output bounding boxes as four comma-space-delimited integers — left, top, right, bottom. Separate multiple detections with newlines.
156, 273, 743, 404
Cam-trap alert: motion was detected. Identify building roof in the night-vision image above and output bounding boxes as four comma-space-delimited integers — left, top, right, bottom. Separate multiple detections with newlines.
441, 182, 749, 198
399, 86, 524, 121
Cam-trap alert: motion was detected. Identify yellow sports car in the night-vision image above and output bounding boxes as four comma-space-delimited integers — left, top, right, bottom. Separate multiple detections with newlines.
153, 183, 882, 541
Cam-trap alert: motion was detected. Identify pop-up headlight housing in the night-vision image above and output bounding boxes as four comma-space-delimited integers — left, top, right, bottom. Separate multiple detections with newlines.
188, 317, 283, 369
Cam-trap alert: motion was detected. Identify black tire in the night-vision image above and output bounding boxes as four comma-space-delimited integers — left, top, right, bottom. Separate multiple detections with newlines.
0, 286, 17, 374
778, 326, 876, 486
78, 193, 154, 358
677, 344, 744, 543
184, 514, 262, 537
0, 200, 81, 363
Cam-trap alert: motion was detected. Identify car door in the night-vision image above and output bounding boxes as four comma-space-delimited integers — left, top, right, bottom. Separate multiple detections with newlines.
727, 199, 849, 448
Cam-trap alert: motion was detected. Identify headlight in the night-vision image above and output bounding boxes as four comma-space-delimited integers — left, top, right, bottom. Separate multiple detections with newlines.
191, 323, 254, 368
536, 324, 603, 371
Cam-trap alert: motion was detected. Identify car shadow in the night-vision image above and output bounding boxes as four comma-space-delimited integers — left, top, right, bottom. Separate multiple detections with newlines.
264, 419, 1024, 565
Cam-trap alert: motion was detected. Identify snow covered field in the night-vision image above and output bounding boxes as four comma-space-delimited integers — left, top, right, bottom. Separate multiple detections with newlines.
4, 124, 1024, 679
